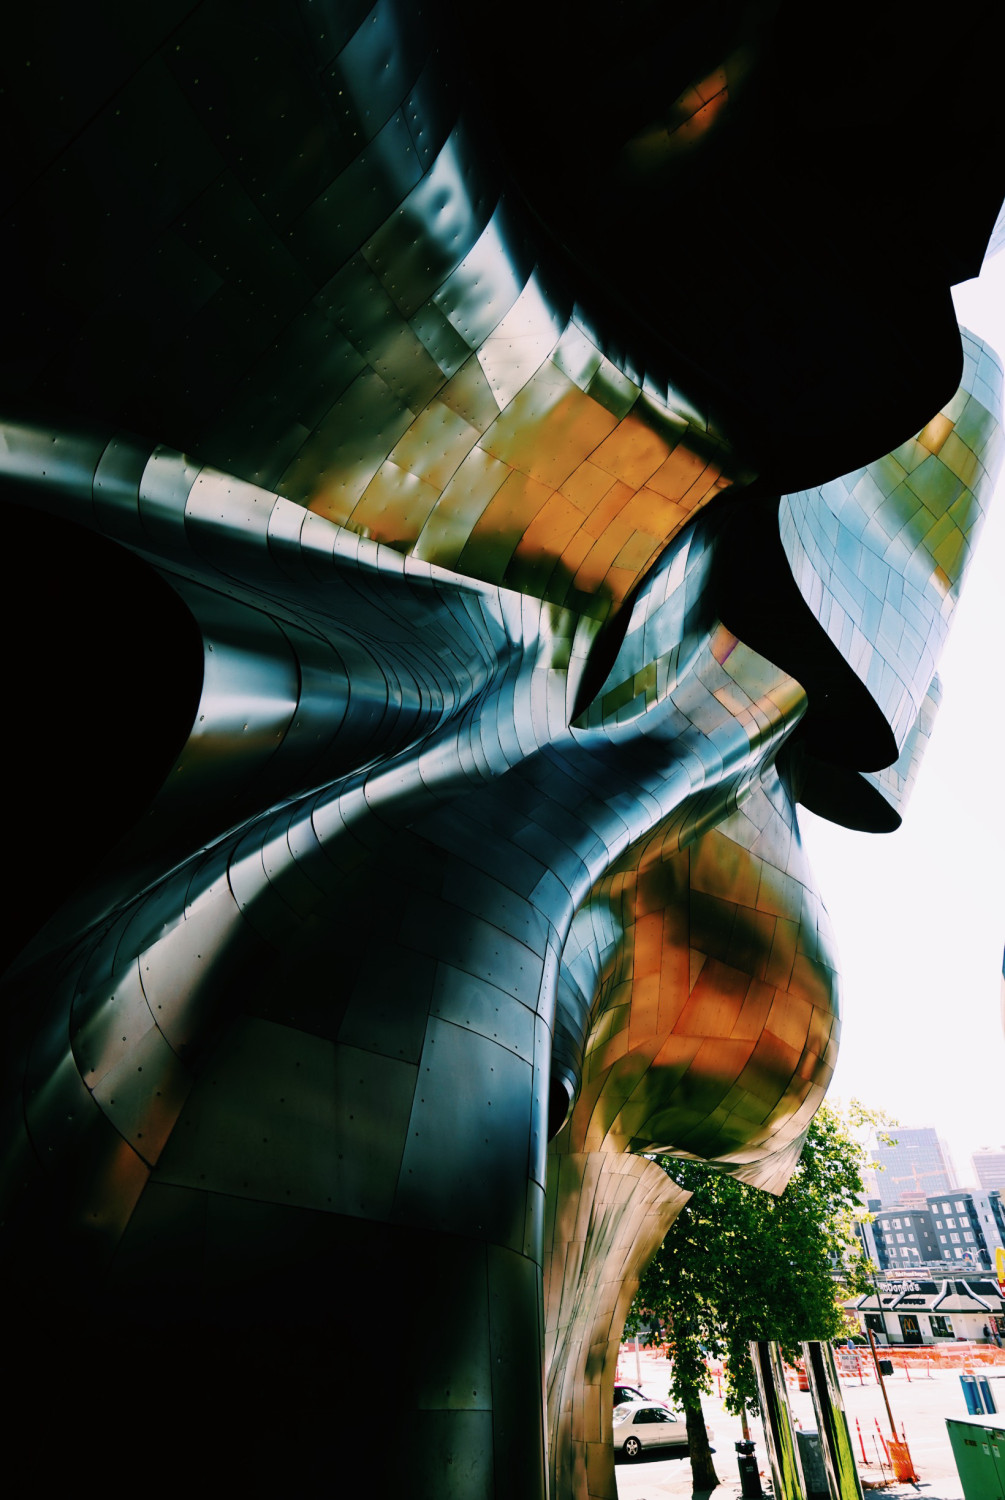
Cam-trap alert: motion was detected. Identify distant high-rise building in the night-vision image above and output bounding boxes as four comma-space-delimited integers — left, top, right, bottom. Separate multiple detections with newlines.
862, 1188, 1005, 1276
867, 1204, 943, 1273
871, 1127, 957, 1206
927, 1189, 1005, 1271
972, 1148, 1005, 1191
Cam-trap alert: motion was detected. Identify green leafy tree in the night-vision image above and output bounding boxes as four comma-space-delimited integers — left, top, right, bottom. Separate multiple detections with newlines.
626, 1100, 892, 1490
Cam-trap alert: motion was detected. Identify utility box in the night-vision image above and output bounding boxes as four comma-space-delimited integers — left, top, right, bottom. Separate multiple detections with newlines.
795, 1429, 828, 1500
946, 1414, 1005, 1500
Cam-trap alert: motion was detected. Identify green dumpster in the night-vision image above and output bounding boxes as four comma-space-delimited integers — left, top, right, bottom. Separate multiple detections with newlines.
946, 1414, 1005, 1499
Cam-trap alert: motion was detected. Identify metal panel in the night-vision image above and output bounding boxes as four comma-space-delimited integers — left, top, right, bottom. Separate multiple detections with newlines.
946, 1416, 1005, 1500
3, 12, 1004, 1500
396, 1019, 535, 1252
154, 1018, 345, 1212
430, 963, 537, 1064
802, 1340, 866, 1500
488, 1243, 548, 1498
90, 1022, 194, 1167
137, 865, 249, 1057
412, 1238, 493, 1411
70, 958, 156, 1090
750, 1339, 806, 1500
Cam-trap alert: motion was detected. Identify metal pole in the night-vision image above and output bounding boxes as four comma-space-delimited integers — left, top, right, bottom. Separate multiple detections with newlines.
867, 1327, 898, 1441
870, 1261, 893, 1344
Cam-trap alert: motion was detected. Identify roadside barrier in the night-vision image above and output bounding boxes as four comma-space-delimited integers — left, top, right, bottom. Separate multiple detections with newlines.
888, 1438, 918, 1482
855, 1417, 868, 1464
832, 1340, 1005, 1383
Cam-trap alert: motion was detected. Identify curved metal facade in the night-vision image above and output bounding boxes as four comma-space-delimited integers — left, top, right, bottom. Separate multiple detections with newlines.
1, 2, 1004, 1493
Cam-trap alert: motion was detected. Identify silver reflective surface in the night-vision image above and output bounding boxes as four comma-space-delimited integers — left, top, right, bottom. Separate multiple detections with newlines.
751, 1340, 806, 1500
802, 1340, 866, 1500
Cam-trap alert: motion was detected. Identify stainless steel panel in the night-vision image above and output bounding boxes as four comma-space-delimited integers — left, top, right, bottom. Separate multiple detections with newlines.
802, 1340, 866, 1499
155, 1017, 345, 1213
138, 446, 202, 553
751, 1340, 805, 1500
337, 945, 436, 1063
92, 433, 147, 542
330, 1043, 419, 1219
430, 963, 537, 1064
396, 1019, 535, 1252
412, 1238, 493, 1411
90, 1021, 194, 1166
488, 1242, 548, 1495
0, 420, 100, 514
70, 959, 156, 1090
363, 125, 491, 320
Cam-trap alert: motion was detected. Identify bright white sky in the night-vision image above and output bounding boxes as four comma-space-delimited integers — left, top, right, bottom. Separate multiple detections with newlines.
798, 253, 1005, 1185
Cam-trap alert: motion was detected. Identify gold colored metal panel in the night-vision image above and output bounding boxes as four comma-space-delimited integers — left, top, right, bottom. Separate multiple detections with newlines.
412, 446, 510, 565
289, 367, 415, 519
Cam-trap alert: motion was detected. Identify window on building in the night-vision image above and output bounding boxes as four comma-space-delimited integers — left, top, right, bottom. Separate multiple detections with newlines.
964, 1232, 974, 1242
940, 1234, 947, 1243
954, 1249, 964, 1258
904, 1217, 912, 1226
951, 1233, 960, 1243
897, 1234, 905, 1243
955, 1202, 966, 1213
936, 1220, 943, 1228
893, 1219, 902, 1229
942, 1202, 952, 1213
930, 1315, 954, 1338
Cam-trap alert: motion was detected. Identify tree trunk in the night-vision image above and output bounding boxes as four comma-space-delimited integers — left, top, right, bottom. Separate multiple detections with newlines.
686, 1399, 720, 1491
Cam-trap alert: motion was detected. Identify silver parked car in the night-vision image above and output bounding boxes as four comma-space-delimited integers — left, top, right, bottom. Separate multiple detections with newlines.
612, 1383, 669, 1408
612, 1401, 713, 1460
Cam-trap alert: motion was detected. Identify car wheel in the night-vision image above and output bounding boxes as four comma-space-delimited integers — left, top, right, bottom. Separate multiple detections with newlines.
623, 1437, 642, 1460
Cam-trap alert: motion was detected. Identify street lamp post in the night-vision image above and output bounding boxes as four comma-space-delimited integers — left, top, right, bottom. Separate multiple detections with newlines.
869, 1258, 893, 1345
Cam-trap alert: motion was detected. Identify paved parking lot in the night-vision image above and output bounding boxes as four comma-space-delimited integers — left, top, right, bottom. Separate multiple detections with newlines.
613, 1348, 994, 1498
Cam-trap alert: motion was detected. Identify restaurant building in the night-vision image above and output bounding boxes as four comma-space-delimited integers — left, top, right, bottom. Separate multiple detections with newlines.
847, 1278, 1005, 1345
